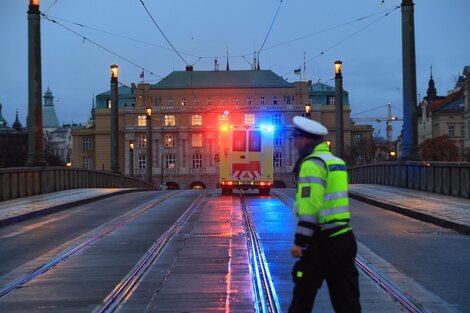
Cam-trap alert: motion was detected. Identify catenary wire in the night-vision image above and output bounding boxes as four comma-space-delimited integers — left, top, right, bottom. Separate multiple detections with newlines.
139, 0, 189, 65
42, 14, 163, 79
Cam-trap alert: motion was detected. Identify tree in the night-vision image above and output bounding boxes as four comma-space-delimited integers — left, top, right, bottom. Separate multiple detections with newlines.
419, 135, 460, 161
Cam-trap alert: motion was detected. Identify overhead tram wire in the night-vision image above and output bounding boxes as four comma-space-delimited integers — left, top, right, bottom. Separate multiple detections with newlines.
139, 0, 189, 65
44, 14, 201, 59
282, 5, 401, 78
351, 104, 389, 116
258, 1, 283, 56
41, 14, 163, 79
263, 7, 398, 53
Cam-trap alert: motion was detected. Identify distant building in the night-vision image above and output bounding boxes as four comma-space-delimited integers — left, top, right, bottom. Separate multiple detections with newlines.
419, 67, 468, 159
0, 105, 27, 167
41, 87, 75, 164
461, 66, 470, 159
72, 67, 371, 188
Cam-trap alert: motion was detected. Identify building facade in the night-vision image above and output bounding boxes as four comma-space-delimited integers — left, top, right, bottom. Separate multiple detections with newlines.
72, 68, 369, 188
419, 67, 469, 159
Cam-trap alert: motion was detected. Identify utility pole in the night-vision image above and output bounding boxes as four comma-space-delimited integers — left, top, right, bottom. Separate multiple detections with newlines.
400, 0, 419, 160
146, 107, 153, 183
25, 0, 46, 166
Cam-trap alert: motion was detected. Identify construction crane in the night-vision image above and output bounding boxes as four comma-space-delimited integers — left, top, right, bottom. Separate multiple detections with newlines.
352, 102, 403, 142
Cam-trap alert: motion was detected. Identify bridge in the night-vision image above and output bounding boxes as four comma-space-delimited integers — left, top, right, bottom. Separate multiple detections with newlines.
0, 165, 468, 312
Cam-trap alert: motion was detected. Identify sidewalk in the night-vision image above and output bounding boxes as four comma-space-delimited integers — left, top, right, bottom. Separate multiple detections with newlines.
349, 184, 470, 234
0, 188, 141, 226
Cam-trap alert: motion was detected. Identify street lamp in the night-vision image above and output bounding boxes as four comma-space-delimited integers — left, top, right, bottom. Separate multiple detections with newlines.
146, 106, 153, 183
334, 60, 344, 158
25, 0, 47, 166
305, 104, 311, 118
110, 64, 120, 173
129, 142, 134, 176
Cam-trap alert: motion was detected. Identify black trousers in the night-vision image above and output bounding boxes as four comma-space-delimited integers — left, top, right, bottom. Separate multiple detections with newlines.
288, 230, 361, 313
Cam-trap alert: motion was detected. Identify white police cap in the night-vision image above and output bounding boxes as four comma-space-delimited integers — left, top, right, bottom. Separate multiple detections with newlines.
292, 116, 328, 136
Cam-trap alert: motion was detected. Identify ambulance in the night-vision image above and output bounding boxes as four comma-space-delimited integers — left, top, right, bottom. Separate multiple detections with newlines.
219, 124, 274, 196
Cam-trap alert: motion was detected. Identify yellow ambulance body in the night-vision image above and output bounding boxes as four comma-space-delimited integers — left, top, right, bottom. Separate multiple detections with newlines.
219, 124, 274, 195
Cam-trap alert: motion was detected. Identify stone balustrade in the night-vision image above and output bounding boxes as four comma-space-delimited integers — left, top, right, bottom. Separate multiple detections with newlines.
0, 167, 154, 201
348, 161, 470, 198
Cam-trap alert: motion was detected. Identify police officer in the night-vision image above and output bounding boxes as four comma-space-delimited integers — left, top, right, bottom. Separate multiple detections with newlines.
288, 116, 361, 313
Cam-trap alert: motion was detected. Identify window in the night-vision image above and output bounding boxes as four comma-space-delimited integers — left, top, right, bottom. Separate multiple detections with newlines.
137, 115, 147, 127
220, 97, 225, 105
168, 98, 173, 106
244, 113, 255, 125
273, 96, 278, 105
461, 125, 465, 138
137, 134, 147, 148
274, 153, 283, 168
260, 96, 265, 105
181, 97, 186, 106
233, 131, 246, 152
138, 155, 146, 169
192, 133, 203, 147
207, 97, 212, 105
218, 114, 229, 125
354, 133, 362, 145
249, 131, 261, 152
234, 97, 239, 105
284, 95, 291, 104
83, 156, 92, 169
107, 99, 111, 108
272, 113, 282, 125
156, 97, 161, 106
82, 137, 92, 150
273, 131, 282, 146
449, 125, 455, 137
192, 115, 203, 126
247, 97, 252, 105
165, 115, 176, 126
193, 154, 202, 168
327, 96, 336, 105
194, 97, 200, 105
165, 133, 175, 147
165, 154, 176, 168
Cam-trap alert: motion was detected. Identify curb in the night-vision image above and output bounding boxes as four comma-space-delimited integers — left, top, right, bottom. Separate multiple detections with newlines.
349, 191, 470, 235
0, 188, 150, 228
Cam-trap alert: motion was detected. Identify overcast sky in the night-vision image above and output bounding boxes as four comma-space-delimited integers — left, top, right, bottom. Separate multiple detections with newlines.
1, 0, 469, 138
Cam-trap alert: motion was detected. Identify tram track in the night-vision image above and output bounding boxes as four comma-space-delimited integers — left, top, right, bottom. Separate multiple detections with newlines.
0, 190, 182, 298
239, 191, 281, 313
93, 191, 208, 313
271, 190, 432, 313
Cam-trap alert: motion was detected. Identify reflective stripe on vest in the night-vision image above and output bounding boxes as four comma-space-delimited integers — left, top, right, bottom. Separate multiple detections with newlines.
296, 225, 314, 237
297, 176, 327, 187
299, 214, 319, 224
324, 191, 348, 201
319, 206, 350, 217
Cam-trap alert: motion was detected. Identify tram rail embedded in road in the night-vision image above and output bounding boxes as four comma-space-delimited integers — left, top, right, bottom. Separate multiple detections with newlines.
0, 190, 182, 298
94, 191, 208, 313
239, 191, 281, 313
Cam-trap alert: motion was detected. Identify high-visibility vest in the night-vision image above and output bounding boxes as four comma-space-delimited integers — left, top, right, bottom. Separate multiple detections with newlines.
294, 142, 351, 244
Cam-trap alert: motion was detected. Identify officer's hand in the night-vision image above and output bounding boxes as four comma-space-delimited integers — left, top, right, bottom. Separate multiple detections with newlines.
290, 245, 303, 258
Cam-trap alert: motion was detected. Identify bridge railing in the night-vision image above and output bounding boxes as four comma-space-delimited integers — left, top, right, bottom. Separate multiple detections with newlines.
348, 161, 470, 198
0, 167, 153, 201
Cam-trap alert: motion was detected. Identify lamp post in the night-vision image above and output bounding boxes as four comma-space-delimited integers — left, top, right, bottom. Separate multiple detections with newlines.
25, 0, 46, 166
400, 0, 419, 160
110, 64, 120, 173
129, 142, 134, 176
334, 60, 344, 158
146, 106, 153, 183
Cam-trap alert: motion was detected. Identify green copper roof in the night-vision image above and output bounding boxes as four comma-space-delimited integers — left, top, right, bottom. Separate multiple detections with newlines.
310, 82, 349, 105
96, 85, 134, 96
152, 70, 293, 89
